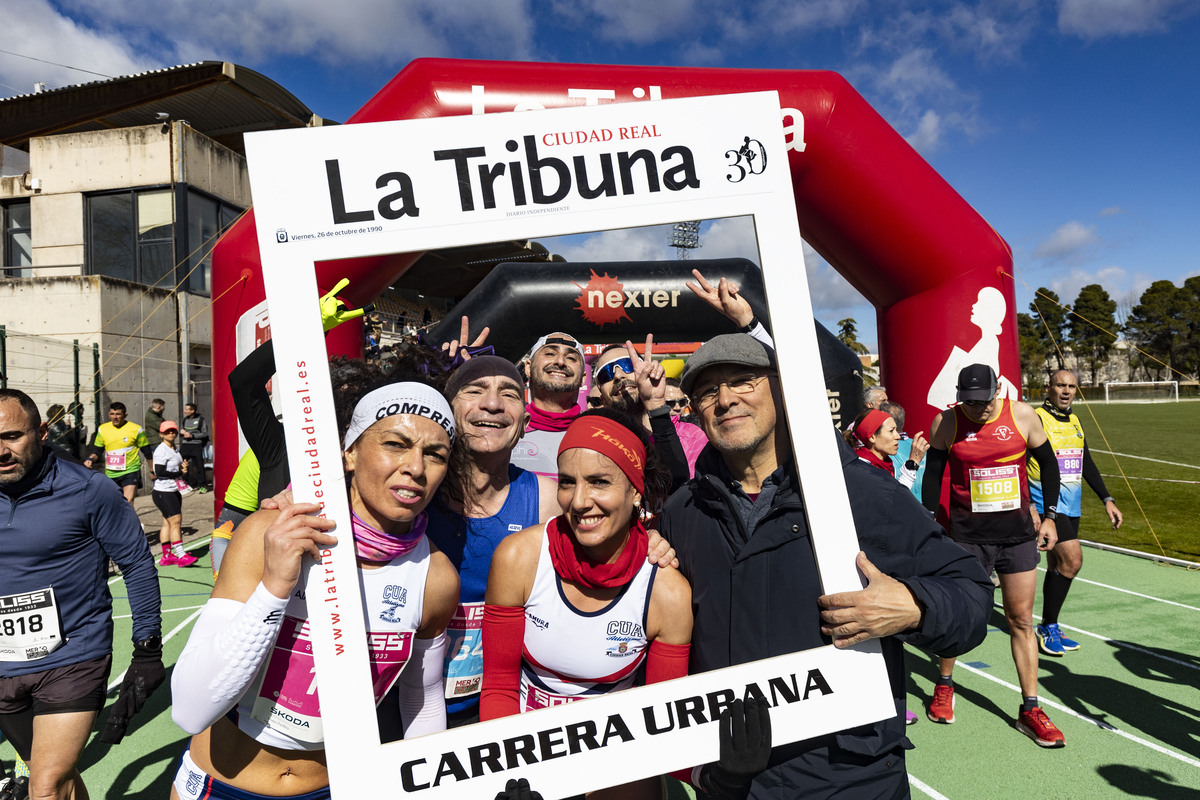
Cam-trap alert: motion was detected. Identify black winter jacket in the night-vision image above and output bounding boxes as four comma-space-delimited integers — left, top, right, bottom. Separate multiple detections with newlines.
661, 436, 993, 798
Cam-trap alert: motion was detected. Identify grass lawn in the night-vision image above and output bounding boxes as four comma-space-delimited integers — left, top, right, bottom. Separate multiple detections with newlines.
1049, 398, 1200, 562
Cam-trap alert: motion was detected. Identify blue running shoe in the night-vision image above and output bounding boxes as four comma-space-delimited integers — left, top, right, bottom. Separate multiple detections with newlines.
1037, 623, 1065, 656
1055, 624, 1081, 651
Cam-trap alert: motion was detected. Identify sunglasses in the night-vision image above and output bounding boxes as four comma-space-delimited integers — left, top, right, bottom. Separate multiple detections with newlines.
586, 396, 604, 408
666, 399, 688, 409
594, 357, 634, 386
962, 398, 993, 408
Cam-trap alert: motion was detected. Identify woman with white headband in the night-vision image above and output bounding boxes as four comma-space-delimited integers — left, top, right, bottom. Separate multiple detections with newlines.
168, 356, 460, 800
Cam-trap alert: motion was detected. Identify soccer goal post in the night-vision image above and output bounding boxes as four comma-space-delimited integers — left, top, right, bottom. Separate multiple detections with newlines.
1103, 381, 1179, 403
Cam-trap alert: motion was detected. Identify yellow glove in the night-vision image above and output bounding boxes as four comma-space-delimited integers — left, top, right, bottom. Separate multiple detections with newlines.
319, 278, 365, 332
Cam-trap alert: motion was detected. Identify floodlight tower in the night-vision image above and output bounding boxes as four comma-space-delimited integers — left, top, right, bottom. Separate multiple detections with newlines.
670, 220, 702, 259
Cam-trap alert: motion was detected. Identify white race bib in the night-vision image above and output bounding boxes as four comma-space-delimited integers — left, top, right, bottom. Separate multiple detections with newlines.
0, 587, 64, 662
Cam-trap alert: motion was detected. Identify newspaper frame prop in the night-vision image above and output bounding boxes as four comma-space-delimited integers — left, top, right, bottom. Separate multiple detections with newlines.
244, 91, 892, 799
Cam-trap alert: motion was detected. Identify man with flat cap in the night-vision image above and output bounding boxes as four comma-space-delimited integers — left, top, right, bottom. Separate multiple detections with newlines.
921, 363, 1066, 747
660, 335, 993, 797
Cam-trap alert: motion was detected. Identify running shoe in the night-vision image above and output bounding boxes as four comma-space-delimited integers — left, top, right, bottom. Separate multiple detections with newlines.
157, 552, 177, 567
927, 684, 955, 724
1037, 623, 1065, 657
174, 552, 199, 567
1016, 706, 1066, 747
1056, 624, 1081, 651
905, 710, 918, 726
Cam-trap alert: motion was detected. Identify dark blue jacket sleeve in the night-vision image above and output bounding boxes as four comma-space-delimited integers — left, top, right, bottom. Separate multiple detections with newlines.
87, 476, 161, 641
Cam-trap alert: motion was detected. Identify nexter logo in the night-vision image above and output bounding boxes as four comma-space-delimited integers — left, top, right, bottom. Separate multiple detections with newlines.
573, 270, 681, 328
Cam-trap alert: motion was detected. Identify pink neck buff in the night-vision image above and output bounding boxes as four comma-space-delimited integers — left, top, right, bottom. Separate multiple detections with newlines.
351, 511, 428, 563
526, 402, 581, 432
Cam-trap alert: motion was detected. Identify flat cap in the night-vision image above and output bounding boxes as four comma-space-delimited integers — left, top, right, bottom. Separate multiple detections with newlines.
680, 334, 776, 396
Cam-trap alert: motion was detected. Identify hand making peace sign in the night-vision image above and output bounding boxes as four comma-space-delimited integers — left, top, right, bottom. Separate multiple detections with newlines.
623, 334, 667, 411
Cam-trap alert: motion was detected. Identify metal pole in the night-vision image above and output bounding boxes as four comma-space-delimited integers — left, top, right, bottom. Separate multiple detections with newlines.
93, 342, 102, 432
1, 324, 7, 389
179, 291, 191, 406
73, 339, 82, 455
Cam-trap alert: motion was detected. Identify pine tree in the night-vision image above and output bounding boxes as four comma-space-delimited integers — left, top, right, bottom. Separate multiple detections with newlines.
1030, 288, 1069, 370
1068, 284, 1118, 385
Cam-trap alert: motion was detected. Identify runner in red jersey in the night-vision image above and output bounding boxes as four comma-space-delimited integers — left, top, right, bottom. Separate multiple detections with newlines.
922, 364, 1067, 747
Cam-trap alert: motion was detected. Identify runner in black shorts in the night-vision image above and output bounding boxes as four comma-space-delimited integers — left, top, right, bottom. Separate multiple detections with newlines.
922, 365, 1067, 747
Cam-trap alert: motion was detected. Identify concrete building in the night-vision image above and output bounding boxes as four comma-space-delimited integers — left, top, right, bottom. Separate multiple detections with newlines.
1, 61, 328, 440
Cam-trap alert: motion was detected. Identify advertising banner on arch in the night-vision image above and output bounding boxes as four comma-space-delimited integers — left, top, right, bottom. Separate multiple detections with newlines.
244, 91, 893, 799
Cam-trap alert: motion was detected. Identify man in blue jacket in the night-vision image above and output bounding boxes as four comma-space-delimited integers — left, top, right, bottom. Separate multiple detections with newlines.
0, 389, 163, 800
661, 335, 992, 799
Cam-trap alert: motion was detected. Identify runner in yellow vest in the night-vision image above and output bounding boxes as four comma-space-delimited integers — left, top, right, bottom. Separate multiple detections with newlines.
83, 402, 149, 503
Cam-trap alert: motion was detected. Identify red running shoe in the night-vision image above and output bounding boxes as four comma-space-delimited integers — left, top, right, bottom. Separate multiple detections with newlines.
927, 684, 956, 724
1016, 706, 1066, 747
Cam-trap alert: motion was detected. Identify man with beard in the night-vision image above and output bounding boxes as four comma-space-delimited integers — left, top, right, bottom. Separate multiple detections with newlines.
512, 332, 588, 478
592, 336, 703, 489
0, 389, 163, 800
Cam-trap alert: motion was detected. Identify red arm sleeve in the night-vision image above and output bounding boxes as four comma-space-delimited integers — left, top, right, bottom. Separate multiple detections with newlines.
645, 639, 690, 685
480, 604, 525, 721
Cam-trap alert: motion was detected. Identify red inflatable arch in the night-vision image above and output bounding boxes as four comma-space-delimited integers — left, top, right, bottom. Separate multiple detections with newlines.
211, 59, 1016, 506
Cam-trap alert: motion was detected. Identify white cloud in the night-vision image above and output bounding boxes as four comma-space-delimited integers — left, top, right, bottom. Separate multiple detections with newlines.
542, 224, 677, 263
1048, 265, 1129, 308
54, 0, 536, 68
1033, 221, 1099, 262
1058, 0, 1196, 39
1098, 206, 1124, 217
0, 0, 151, 96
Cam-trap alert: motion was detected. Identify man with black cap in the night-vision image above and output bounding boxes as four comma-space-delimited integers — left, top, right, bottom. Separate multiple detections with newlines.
512, 332, 588, 478
660, 335, 993, 797
921, 363, 1066, 747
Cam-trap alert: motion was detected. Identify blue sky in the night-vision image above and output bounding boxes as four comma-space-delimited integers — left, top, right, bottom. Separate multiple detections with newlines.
5, 0, 1198, 350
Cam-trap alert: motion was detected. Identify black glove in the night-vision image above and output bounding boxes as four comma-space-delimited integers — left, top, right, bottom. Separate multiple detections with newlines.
100, 636, 166, 744
494, 778, 544, 800
699, 697, 773, 799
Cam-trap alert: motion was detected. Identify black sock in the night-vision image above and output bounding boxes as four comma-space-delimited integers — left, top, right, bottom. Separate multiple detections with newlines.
1021, 696, 1038, 713
1042, 569, 1073, 625
937, 675, 954, 687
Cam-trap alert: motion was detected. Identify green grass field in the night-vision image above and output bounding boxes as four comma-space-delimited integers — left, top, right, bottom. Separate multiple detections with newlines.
1054, 398, 1200, 563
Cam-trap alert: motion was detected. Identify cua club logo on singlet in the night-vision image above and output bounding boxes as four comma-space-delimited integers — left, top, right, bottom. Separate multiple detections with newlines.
379, 585, 408, 623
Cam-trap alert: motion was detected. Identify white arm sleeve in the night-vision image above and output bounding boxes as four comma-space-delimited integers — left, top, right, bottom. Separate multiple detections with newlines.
898, 463, 918, 489
398, 632, 448, 738
747, 321, 774, 350
171, 583, 289, 734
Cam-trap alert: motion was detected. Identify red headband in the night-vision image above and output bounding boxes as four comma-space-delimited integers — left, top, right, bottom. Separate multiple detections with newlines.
558, 416, 646, 493
854, 409, 892, 446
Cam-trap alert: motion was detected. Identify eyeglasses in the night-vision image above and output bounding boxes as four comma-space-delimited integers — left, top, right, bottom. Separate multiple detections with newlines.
594, 357, 634, 386
666, 399, 688, 409
692, 373, 768, 410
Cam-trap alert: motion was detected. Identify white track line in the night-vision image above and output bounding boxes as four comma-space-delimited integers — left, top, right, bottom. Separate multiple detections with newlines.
108, 535, 213, 586
106, 607, 203, 692
909, 775, 952, 800
1028, 613, 1200, 674
954, 661, 1200, 769
1092, 450, 1200, 470
1036, 566, 1200, 611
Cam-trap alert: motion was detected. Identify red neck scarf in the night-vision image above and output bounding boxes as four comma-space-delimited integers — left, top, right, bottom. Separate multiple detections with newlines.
855, 446, 895, 476
546, 515, 648, 589
526, 402, 581, 432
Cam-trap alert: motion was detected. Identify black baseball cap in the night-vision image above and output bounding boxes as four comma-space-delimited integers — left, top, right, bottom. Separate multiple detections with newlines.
957, 364, 998, 403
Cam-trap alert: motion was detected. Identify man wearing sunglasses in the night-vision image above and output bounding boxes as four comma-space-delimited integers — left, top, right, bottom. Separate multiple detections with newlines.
921, 363, 1066, 747
592, 339, 707, 487
512, 332, 588, 478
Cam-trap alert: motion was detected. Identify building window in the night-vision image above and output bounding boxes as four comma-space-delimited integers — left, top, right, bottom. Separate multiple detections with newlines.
2, 200, 32, 278
87, 188, 175, 286
185, 190, 242, 295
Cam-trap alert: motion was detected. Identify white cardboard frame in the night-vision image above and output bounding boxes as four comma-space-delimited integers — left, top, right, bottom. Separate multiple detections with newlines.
244, 91, 891, 799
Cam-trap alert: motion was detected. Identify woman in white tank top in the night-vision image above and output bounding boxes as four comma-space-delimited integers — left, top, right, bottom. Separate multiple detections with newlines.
169, 353, 462, 800
482, 408, 693, 800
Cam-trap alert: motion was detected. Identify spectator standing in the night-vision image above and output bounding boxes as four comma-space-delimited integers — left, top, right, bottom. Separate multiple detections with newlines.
0, 388, 164, 799
660, 335, 992, 796
180, 403, 209, 492
863, 385, 888, 410
879, 401, 930, 499
142, 398, 165, 477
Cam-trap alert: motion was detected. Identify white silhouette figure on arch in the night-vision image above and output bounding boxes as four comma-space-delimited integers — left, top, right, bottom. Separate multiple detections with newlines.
927, 286, 1019, 410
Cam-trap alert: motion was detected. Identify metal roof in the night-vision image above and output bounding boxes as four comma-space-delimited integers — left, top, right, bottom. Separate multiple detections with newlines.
0, 60, 333, 155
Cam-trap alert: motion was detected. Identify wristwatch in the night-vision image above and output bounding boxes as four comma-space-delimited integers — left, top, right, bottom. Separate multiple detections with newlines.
1042, 509, 1058, 521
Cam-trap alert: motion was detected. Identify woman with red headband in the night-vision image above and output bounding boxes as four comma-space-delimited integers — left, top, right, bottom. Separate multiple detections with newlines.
846, 408, 927, 491
481, 408, 691, 799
